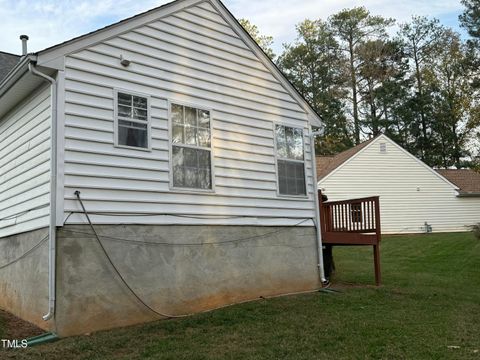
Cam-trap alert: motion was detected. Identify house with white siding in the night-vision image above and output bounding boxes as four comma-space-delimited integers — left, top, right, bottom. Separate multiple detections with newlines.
317, 134, 480, 234
0, 0, 327, 337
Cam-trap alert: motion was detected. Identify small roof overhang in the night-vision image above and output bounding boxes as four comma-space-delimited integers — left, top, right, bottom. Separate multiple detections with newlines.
0, 56, 56, 118
456, 192, 480, 198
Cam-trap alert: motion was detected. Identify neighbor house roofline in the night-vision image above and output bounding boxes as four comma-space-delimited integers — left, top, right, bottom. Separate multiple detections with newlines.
316, 134, 460, 191
436, 169, 480, 197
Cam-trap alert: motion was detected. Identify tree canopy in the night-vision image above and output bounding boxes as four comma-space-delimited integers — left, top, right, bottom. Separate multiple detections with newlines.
240, 4, 480, 169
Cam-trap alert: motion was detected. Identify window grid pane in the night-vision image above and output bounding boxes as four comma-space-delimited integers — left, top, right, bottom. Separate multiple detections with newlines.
276, 125, 306, 195
117, 93, 148, 123
171, 103, 212, 190
117, 92, 149, 149
172, 145, 211, 189
277, 160, 306, 196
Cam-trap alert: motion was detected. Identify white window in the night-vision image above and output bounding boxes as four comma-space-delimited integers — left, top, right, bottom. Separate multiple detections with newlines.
115, 91, 150, 150
171, 103, 212, 190
275, 125, 306, 196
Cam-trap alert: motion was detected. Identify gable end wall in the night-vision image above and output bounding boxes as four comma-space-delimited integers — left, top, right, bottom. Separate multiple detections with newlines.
61, 1, 316, 226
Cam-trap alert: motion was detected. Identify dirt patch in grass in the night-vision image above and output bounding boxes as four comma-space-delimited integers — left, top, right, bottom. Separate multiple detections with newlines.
0, 309, 44, 340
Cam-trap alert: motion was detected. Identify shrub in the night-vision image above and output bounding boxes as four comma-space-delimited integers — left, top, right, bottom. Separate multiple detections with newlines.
472, 223, 480, 240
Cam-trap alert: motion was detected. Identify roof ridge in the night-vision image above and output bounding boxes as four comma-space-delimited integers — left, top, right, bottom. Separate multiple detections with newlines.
0, 51, 20, 57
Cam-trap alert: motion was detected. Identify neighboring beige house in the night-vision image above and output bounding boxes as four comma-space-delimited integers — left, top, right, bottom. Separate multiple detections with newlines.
317, 134, 480, 234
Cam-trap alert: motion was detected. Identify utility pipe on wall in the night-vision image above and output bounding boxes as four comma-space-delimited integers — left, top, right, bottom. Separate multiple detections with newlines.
28, 62, 58, 321
310, 128, 328, 285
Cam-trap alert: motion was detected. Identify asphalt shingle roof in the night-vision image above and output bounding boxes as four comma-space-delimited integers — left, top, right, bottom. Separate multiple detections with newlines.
0, 51, 20, 82
436, 169, 480, 195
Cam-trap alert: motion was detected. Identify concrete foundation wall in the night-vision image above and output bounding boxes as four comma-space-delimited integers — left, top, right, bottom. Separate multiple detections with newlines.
0, 227, 51, 331
55, 224, 320, 336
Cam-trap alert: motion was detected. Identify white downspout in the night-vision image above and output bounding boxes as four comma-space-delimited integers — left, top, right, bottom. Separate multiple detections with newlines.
310, 128, 328, 285
28, 62, 58, 321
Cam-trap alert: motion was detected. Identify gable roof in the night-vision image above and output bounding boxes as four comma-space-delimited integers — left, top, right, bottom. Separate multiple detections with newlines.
316, 137, 376, 180
0, 51, 20, 82
316, 134, 459, 191
3, 0, 322, 127
436, 169, 480, 196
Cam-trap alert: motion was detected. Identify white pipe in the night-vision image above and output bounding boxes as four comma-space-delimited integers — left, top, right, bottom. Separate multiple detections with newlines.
309, 127, 328, 285
28, 62, 58, 321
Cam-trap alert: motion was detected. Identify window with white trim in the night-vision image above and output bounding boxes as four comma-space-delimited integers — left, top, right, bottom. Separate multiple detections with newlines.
275, 125, 306, 196
116, 92, 150, 149
171, 103, 212, 190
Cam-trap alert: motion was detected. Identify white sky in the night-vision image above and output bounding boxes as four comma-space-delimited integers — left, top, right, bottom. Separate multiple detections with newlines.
0, 0, 466, 56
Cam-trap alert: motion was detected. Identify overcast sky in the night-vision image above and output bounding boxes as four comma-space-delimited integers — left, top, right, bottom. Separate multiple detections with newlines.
0, 0, 467, 56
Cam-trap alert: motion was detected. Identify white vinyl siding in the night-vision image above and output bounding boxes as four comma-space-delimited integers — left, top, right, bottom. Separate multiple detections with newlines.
62, 1, 316, 226
0, 86, 51, 237
318, 136, 480, 233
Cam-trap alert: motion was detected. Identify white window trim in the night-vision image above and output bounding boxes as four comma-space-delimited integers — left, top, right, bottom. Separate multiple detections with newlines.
113, 88, 152, 152
168, 99, 216, 193
273, 122, 309, 199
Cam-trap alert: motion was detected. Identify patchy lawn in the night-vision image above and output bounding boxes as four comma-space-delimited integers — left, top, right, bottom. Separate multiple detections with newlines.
2, 232, 479, 359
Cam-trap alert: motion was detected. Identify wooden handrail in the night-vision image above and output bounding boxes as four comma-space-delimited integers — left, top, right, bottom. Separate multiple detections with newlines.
319, 193, 381, 235
322, 196, 379, 206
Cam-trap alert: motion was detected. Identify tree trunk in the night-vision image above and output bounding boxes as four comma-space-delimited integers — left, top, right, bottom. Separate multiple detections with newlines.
349, 39, 360, 144
413, 47, 428, 161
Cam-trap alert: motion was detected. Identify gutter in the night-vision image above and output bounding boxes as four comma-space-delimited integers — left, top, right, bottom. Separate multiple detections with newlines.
0, 55, 34, 99
456, 192, 480, 198
28, 62, 58, 322
310, 128, 328, 285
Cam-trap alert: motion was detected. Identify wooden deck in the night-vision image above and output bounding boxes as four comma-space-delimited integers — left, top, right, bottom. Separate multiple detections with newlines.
319, 193, 382, 285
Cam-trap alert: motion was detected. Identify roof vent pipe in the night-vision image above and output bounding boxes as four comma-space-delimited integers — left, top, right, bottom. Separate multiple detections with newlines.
20, 35, 29, 56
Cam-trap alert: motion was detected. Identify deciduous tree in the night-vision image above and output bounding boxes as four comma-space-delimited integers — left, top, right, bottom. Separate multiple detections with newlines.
238, 18, 275, 60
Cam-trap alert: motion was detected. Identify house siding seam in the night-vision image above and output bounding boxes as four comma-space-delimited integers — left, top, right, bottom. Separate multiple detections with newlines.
0, 86, 52, 238
318, 136, 480, 234
62, 1, 316, 226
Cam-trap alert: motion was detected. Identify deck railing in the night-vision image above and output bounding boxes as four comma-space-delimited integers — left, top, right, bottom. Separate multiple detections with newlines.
320, 196, 381, 235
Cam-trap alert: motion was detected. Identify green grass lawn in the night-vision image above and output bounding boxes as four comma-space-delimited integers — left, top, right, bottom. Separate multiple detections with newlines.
2, 232, 480, 359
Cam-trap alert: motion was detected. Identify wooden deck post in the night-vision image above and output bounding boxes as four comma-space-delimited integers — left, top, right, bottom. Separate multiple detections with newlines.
373, 244, 381, 286
374, 196, 381, 286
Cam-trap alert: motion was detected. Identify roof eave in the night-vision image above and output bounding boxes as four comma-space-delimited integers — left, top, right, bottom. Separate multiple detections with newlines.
0, 54, 36, 98
456, 192, 480, 198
